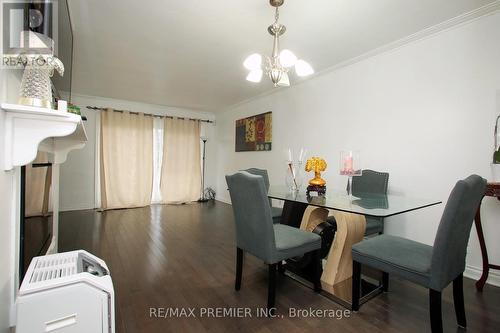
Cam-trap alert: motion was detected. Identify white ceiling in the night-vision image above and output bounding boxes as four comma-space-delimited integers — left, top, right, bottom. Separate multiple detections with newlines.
68, 0, 496, 112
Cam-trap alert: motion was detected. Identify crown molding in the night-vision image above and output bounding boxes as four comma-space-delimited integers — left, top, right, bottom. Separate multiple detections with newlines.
223, 1, 500, 113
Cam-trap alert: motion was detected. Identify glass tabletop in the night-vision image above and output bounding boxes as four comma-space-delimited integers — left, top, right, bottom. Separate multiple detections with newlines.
268, 186, 441, 218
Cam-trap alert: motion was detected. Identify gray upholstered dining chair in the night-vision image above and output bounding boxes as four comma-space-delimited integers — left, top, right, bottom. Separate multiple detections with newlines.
351, 169, 389, 235
226, 171, 322, 313
244, 168, 282, 224
351, 175, 486, 333
327, 169, 389, 235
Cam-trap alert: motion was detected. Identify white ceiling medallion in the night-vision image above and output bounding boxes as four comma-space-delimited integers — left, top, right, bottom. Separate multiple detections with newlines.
244, 0, 314, 87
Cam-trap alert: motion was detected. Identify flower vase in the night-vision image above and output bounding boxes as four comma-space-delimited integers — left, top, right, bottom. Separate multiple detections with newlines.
285, 162, 303, 192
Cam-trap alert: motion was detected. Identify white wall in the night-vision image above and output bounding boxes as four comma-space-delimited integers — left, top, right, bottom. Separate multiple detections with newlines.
59, 93, 217, 211
215, 12, 500, 286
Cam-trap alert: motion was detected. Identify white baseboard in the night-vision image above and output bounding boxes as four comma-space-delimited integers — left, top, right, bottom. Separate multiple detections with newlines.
464, 264, 500, 287
215, 196, 231, 204
60, 203, 96, 212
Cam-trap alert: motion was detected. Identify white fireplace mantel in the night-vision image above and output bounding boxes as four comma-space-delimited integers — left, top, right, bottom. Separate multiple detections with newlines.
1, 103, 87, 170
1, 102, 89, 327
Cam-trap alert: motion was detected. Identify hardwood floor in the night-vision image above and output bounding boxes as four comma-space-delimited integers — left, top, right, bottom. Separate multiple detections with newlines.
59, 202, 500, 333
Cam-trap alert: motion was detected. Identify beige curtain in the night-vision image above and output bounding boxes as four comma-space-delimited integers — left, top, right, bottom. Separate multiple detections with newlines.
100, 109, 153, 210
25, 151, 51, 217
161, 118, 201, 203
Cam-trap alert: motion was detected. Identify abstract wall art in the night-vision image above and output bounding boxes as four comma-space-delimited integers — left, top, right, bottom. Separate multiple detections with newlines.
235, 112, 272, 152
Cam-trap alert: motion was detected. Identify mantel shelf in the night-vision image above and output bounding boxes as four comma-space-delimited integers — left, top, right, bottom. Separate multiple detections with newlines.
1, 103, 88, 170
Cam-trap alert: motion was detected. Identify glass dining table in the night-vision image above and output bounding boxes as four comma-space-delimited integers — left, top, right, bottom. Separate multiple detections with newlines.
268, 186, 442, 308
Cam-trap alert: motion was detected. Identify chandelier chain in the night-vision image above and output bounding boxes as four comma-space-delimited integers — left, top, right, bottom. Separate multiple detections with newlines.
274, 7, 280, 23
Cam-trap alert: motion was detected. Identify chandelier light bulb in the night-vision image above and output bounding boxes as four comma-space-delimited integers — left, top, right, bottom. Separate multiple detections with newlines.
295, 60, 314, 77
243, 53, 262, 71
277, 72, 290, 87
246, 69, 263, 83
279, 49, 297, 68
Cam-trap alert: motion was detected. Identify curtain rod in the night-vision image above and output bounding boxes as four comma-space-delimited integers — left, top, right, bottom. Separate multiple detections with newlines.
85, 106, 214, 124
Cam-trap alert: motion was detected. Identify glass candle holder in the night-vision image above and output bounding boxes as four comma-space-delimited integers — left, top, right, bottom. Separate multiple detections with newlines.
339, 151, 362, 176
339, 151, 362, 197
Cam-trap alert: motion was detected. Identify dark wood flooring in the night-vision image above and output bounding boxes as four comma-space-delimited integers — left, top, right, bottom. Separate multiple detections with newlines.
59, 201, 500, 333
23, 215, 52, 277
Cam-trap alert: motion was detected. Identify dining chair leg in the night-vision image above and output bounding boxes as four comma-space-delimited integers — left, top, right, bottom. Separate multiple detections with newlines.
313, 250, 322, 292
235, 248, 243, 291
453, 273, 467, 328
267, 263, 277, 316
429, 289, 443, 333
352, 260, 361, 311
382, 272, 389, 292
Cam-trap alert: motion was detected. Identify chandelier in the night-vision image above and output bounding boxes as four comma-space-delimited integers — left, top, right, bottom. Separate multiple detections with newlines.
244, 0, 314, 87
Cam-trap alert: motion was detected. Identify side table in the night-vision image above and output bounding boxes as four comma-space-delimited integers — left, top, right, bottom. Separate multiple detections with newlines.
475, 182, 500, 291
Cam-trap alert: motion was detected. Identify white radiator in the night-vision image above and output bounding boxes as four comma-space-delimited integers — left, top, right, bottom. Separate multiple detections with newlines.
16, 250, 115, 333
